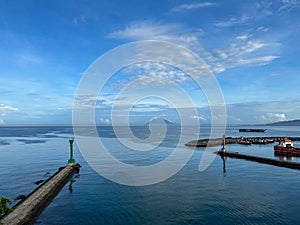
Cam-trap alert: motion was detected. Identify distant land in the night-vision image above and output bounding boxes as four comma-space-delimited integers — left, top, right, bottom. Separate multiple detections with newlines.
267, 119, 300, 126
144, 118, 175, 126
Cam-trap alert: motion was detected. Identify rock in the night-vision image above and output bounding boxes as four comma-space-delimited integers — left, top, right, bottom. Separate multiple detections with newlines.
34, 180, 44, 185
14, 195, 26, 201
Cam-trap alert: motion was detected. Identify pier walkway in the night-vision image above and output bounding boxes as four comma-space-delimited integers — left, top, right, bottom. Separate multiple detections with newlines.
217, 151, 300, 170
0, 164, 80, 225
186, 136, 300, 147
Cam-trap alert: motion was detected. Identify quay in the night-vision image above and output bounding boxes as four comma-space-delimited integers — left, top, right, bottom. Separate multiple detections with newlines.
215, 136, 300, 171
185, 136, 300, 147
217, 151, 300, 170
0, 139, 80, 225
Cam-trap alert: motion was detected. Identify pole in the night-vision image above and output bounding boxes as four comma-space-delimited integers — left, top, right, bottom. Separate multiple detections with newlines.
221, 134, 226, 152
68, 139, 75, 164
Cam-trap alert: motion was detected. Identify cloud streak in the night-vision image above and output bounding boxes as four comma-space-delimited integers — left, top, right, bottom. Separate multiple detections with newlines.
279, 0, 300, 12
108, 22, 201, 46
214, 15, 251, 28
109, 22, 280, 75
209, 38, 280, 73
171, 2, 217, 12
0, 104, 19, 112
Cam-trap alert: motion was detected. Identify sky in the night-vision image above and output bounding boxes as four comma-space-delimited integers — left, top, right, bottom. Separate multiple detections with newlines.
0, 0, 300, 125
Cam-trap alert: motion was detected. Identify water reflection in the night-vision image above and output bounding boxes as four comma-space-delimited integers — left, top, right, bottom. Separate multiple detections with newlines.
221, 155, 228, 176
274, 152, 295, 161
68, 179, 75, 193
68, 174, 80, 193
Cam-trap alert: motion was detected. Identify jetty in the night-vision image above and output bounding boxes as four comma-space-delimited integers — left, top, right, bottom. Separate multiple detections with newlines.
214, 135, 300, 171
185, 136, 300, 147
217, 151, 300, 170
0, 139, 80, 225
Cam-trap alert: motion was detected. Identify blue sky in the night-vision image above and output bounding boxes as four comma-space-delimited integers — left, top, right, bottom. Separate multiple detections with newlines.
0, 0, 300, 125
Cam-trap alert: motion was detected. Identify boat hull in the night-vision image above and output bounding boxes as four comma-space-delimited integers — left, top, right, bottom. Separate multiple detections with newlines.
239, 129, 266, 132
274, 146, 300, 155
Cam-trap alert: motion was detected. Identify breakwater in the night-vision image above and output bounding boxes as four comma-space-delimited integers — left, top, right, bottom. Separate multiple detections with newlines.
185, 136, 300, 147
217, 151, 300, 170
0, 164, 81, 225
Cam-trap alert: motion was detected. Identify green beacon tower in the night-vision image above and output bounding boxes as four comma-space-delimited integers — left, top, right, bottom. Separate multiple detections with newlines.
68, 138, 76, 164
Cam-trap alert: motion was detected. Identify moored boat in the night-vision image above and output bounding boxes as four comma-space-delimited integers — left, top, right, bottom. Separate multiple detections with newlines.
266, 138, 275, 143
274, 139, 300, 155
252, 139, 268, 145
239, 129, 266, 132
238, 140, 252, 145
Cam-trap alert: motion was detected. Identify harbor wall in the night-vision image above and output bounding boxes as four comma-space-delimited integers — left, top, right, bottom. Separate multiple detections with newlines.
0, 164, 80, 225
217, 151, 300, 170
185, 136, 300, 147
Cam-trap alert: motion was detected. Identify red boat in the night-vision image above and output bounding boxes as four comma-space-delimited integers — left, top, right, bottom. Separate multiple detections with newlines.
274, 139, 300, 155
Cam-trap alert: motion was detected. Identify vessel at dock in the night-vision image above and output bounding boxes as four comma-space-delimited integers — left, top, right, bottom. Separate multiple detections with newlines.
238, 140, 252, 145
239, 129, 266, 132
238, 137, 251, 145
274, 139, 300, 155
252, 139, 268, 145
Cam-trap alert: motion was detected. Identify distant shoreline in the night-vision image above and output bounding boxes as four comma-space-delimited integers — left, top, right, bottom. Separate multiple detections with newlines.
266, 119, 300, 126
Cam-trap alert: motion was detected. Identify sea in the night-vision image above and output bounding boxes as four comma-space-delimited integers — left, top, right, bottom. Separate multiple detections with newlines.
1, 125, 300, 225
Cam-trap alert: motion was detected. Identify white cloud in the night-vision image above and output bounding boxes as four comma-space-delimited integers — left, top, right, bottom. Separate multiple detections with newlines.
113, 62, 190, 88
171, 2, 217, 12
73, 15, 86, 25
0, 104, 19, 112
0, 104, 20, 125
255, 0, 273, 16
279, 0, 300, 12
131, 102, 171, 112
237, 55, 279, 66
191, 115, 207, 120
224, 100, 300, 124
109, 22, 280, 76
260, 112, 287, 122
214, 15, 251, 28
108, 22, 201, 47
257, 26, 270, 32
236, 35, 250, 40
209, 39, 280, 73
74, 95, 110, 109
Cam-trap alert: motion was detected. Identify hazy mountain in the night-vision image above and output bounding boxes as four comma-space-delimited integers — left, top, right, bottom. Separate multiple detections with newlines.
144, 118, 175, 126
267, 119, 300, 126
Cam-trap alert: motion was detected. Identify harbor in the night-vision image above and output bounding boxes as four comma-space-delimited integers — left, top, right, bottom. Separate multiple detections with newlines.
212, 134, 300, 171
1, 126, 300, 224
185, 136, 300, 147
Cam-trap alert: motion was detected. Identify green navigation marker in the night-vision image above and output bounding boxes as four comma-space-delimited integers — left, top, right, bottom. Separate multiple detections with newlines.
68, 138, 75, 164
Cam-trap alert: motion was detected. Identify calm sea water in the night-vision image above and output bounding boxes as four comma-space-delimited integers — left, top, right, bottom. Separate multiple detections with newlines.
1, 125, 300, 224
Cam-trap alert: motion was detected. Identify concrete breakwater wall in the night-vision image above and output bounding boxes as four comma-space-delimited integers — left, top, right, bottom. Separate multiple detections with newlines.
185, 136, 300, 147
0, 164, 81, 225
217, 151, 300, 170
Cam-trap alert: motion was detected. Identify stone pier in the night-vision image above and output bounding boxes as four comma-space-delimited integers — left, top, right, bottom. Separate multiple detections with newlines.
0, 164, 81, 225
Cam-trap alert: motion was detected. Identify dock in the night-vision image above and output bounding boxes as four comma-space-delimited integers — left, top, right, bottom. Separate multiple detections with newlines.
217, 151, 300, 170
0, 164, 81, 225
185, 136, 300, 147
